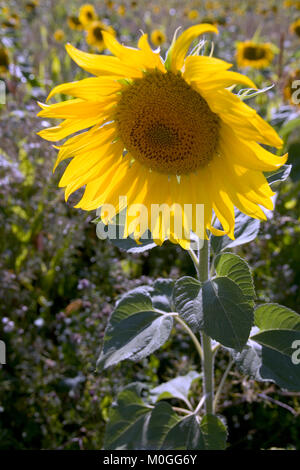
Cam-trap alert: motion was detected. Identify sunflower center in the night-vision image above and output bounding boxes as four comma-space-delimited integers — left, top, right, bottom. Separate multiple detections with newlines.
295, 25, 300, 37
243, 46, 266, 61
93, 27, 103, 41
115, 71, 220, 174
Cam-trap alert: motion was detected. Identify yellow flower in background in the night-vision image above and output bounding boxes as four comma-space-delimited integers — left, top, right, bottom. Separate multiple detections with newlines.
0, 46, 9, 73
150, 30, 166, 47
54, 29, 65, 42
290, 19, 300, 37
86, 21, 115, 50
38, 25, 287, 248
2, 12, 20, 28
67, 15, 83, 31
79, 4, 98, 27
284, 0, 300, 7
283, 69, 300, 105
117, 4, 126, 16
105, 0, 114, 9
130, 1, 138, 8
25, 0, 39, 12
188, 10, 199, 21
236, 41, 274, 68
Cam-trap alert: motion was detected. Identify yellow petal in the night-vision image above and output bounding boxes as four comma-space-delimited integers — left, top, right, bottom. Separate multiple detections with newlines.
171, 24, 218, 73
37, 116, 101, 142
66, 43, 143, 77
46, 77, 122, 102
37, 98, 115, 119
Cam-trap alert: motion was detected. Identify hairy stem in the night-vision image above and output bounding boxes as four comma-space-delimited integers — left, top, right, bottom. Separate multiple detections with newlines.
197, 239, 215, 415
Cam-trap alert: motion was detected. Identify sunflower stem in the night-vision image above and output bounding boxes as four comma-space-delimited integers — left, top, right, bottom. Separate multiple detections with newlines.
196, 239, 215, 415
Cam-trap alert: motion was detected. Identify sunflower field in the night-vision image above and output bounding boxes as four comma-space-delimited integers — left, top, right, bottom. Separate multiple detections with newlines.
0, 0, 300, 453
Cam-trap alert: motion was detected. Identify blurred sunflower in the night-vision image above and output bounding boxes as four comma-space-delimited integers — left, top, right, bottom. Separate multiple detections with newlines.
86, 21, 115, 50
25, 0, 39, 13
105, 1, 114, 9
290, 19, 300, 37
283, 69, 300, 106
151, 30, 166, 47
284, 0, 300, 7
236, 41, 274, 68
38, 25, 287, 248
67, 15, 83, 31
0, 46, 9, 73
54, 29, 65, 42
188, 10, 199, 21
2, 12, 20, 28
79, 4, 97, 27
117, 4, 126, 16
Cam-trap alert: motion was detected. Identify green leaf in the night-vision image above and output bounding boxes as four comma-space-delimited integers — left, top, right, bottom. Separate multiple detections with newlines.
200, 414, 227, 450
247, 304, 300, 391
286, 141, 300, 182
150, 371, 200, 408
151, 278, 175, 313
161, 415, 205, 450
161, 413, 227, 450
146, 402, 181, 450
103, 383, 151, 450
260, 347, 300, 391
251, 329, 300, 356
231, 342, 265, 381
104, 384, 228, 450
265, 164, 292, 186
173, 276, 202, 331
200, 277, 254, 351
214, 252, 255, 305
97, 287, 173, 369
255, 303, 300, 331
251, 304, 300, 356
279, 116, 300, 140
211, 209, 260, 254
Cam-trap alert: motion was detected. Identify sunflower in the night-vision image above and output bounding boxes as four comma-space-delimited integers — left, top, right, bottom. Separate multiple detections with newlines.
105, 0, 114, 9
86, 21, 115, 50
236, 41, 274, 68
38, 25, 287, 248
151, 30, 166, 47
0, 46, 9, 73
2, 12, 20, 28
188, 10, 199, 21
283, 69, 300, 106
25, 0, 39, 13
54, 29, 65, 42
79, 4, 98, 27
67, 15, 83, 31
117, 4, 126, 16
290, 19, 300, 37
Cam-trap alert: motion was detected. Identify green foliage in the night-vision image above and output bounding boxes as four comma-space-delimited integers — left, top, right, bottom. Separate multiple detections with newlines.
97, 288, 174, 370
103, 383, 227, 450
